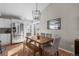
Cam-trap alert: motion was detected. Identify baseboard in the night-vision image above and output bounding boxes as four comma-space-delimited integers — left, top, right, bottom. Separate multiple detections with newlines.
11, 42, 23, 45
2, 42, 23, 47
59, 48, 74, 55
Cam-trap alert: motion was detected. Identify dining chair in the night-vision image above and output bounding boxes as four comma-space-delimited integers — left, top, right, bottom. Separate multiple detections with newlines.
24, 37, 41, 56
43, 37, 61, 56
45, 33, 52, 38
41, 33, 45, 37
26, 33, 31, 37
41, 33, 52, 48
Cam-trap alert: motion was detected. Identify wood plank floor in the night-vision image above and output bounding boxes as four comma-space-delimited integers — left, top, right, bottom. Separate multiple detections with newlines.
0, 43, 73, 56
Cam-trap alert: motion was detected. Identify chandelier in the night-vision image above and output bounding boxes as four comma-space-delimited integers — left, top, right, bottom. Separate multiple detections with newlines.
32, 3, 41, 20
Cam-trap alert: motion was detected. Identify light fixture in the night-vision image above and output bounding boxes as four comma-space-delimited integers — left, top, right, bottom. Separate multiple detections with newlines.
32, 3, 41, 20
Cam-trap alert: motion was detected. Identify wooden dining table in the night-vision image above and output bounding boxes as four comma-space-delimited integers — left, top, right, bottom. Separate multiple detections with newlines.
26, 36, 53, 55
32, 37, 53, 45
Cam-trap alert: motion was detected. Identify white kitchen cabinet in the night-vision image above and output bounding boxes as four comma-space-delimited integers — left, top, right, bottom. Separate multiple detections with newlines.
0, 18, 11, 28
0, 34, 10, 45
11, 20, 24, 43
0, 18, 11, 45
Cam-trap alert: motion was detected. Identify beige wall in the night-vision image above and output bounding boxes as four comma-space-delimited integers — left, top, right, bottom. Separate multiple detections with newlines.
40, 3, 79, 53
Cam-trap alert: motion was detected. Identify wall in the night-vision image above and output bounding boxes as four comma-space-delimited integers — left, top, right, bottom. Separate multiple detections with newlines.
40, 3, 79, 53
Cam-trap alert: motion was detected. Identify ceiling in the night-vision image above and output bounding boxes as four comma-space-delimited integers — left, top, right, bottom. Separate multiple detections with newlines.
0, 3, 49, 20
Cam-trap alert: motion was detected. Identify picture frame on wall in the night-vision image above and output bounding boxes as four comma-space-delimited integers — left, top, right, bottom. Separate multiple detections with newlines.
47, 18, 61, 30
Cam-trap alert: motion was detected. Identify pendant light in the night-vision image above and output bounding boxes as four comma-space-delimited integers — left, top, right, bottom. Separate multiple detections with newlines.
32, 3, 41, 20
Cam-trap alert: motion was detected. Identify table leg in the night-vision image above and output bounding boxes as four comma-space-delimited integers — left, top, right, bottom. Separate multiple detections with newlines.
39, 45, 44, 56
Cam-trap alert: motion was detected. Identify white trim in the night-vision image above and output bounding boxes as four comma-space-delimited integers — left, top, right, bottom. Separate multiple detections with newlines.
59, 48, 74, 55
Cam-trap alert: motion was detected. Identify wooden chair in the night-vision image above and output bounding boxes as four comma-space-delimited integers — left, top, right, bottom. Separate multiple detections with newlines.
24, 37, 41, 56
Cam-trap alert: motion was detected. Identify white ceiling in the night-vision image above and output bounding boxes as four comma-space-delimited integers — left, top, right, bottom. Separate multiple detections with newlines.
0, 3, 49, 20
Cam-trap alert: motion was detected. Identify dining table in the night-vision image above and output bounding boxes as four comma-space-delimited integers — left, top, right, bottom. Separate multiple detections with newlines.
26, 36, 53, 55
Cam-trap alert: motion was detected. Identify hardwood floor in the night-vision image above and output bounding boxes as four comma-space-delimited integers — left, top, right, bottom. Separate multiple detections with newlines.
0, 43, 73, 56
